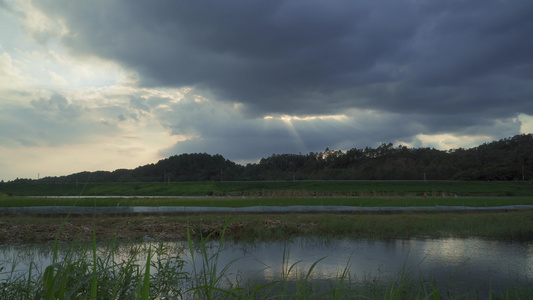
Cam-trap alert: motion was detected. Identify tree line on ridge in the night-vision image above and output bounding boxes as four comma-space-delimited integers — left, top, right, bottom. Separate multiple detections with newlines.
12, 134, 533, 182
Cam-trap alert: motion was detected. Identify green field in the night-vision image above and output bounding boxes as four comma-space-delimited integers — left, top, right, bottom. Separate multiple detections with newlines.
1, 180, 533, 197
2, 180, 533, 208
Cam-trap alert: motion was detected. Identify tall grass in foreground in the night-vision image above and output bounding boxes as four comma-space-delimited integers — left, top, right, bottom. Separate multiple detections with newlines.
1, 224, 533, 299
2, 241, 187, 299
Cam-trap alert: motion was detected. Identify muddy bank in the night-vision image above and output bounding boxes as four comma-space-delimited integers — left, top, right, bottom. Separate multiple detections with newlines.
0, 215, 268, 244
0, 217, 182, 244
1, 210, 532, 244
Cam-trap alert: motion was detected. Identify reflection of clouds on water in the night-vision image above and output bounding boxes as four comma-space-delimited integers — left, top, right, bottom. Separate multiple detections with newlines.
2, 237, 532, 293
219, 239, 357, 282
526, 243, 533, 280
420, 238, 533, 287
423, 238, 472, 266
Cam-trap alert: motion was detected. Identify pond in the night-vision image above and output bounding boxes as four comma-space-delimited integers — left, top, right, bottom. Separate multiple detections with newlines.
212, 238, 533, 292
1, 237, 532, 297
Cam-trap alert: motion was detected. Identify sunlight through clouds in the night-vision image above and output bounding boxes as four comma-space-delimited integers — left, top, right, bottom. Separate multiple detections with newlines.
263, 114, 348, 122
1, 0, 532, 180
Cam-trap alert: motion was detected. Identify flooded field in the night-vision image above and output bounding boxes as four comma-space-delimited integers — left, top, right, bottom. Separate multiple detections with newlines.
1, 237, 532, 297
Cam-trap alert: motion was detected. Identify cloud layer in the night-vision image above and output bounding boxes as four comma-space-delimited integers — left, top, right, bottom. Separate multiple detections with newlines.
1, 0, 532, 180
32, 0, 533, 116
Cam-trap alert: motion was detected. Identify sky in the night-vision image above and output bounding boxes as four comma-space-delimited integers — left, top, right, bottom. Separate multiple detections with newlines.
1, 0, 533, 181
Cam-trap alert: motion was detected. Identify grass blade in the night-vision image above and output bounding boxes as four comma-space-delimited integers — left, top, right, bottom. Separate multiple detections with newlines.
140, 246, 152, 300
305, 256, 326, 282
91, 227, 98, 300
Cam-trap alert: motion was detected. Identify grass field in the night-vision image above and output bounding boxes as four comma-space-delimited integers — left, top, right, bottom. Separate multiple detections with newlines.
2, 180, 533, 208
1, 180, 533, 197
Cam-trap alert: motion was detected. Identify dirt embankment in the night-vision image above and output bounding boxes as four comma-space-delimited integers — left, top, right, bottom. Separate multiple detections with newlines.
0, 215, 257, 244
2, 210, 532, 244
0, 216, 192, 244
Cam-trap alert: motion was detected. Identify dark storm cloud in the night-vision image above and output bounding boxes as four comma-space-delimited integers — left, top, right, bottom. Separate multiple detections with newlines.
32, 0, 532, 118
33, 0, 533, 119
23, 0, 533, 161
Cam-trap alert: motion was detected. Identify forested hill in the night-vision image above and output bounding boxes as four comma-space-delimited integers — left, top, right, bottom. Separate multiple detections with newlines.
29, 134, 533, 182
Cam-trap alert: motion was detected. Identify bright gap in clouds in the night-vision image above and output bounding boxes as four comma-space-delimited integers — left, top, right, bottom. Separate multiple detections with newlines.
519, 114, 533, 134
415, 134, 493, 150
263, 114, 348, 122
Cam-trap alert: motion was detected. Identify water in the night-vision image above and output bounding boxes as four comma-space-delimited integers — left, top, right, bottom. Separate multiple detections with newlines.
187, 238, 533, 294
1, 238, 532, 295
